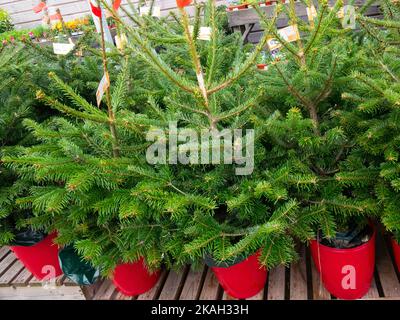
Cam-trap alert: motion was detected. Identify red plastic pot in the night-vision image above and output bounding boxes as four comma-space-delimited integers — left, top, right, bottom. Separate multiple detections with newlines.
211, 251, 267, 299
112, 258, 160, 296
310, 227, 376, 300
10, 232, 62, 280
391, 238, 400, 273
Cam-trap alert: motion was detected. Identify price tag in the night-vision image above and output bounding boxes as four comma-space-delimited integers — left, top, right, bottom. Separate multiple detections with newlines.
306, 5, 317, 22
278, 24, 300, 43
115, 33, 128, 50
267, 38, 282, 51
53, 43, 75, 55
96, 73, 110, 107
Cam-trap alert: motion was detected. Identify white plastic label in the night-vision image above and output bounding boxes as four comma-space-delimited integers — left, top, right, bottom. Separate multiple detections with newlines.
53, 43, 75, 55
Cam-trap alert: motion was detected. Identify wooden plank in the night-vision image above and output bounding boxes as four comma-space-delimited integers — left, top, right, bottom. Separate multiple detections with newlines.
92, 279, 116, 300
0, 286, 85, 300
62, 276, 79, 286
137, 269, 168, 300
112, 290, 134, 300
179, 266, 205, 300
267, 265, 285, 300
158, 270, 185, 300
81, 279, 104, 300
28, 274, 44, 286
199, 268, 220, 300
0, 251, 17, 277
0, 247, 10, 261
361, 277, 380, 300
376, 233, 400, 298
246, 289, 264, 300
11, 268, 33, 286
290, 246, 308, 300
222, 290, 238, 300
0, 259, 25, 286
310, 255, 331, 300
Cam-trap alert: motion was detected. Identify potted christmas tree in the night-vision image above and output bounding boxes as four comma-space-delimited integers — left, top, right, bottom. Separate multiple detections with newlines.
250, 0, 379, 299
100, 0, 326, 299
342, 0, 400, 274
0, 43, 64, 280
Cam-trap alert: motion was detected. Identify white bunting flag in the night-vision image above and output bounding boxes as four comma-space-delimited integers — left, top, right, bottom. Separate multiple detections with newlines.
87, 0, 114, 46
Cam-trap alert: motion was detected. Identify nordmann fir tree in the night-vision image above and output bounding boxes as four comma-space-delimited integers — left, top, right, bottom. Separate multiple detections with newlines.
342, 0, 400, 242
98, 0, 322, 268
6, 0, 305, 274
249, 0, 379, 245
0, 30, 120, 247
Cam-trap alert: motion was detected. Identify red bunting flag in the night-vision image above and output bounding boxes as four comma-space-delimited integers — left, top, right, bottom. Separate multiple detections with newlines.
33, 2, 47, 13
89, 1, 102, 17
49, 13, 62, 21
113, 0, 122, 10
87, 0, 114, 46
176, 0, 192, 8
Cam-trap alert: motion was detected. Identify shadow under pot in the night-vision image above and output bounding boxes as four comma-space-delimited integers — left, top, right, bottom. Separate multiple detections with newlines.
204, 251, 267, 299
310, 225, 376, 300
10, 231, 62, 280
392, 238, 400, 274
112, 258, 161, 296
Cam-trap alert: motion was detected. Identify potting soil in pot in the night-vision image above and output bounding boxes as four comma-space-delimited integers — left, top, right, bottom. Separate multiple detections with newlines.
318, 223, 373, 249
10, 229, 47, 246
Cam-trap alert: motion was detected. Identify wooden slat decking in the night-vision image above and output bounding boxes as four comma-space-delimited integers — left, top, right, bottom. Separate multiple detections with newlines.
0, 247, 86, 300
88, 230, 400, 300
1, 229, 399, 300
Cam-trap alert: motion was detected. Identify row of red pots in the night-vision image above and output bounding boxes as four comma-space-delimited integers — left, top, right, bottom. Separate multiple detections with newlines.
10, 232, 159, 296
10, 230, 400, 299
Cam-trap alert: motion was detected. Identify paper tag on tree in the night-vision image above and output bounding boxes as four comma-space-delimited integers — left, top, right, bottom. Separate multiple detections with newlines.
139, 6, 161, 17
96, 73, 110, 107
53, 43, 75, 55
306, 5, 317, 22
267, 37, 282, 51
115, 34, 128, 50
278, 24, 300, 43
341, 5, 356, 29
188, 26, 212, 41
